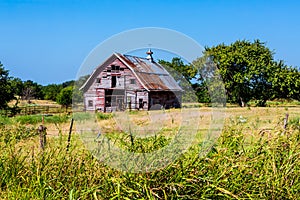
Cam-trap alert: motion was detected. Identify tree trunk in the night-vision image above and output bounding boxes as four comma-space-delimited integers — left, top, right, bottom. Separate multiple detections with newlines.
239, 97, 246, 107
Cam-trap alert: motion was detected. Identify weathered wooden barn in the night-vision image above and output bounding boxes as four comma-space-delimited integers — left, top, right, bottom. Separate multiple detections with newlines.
80, 50, 182, 112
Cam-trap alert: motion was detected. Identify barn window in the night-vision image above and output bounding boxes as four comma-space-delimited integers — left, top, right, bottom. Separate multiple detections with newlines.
111, 65, 120, 73
106, 66, 111, 72
88, 100, 93, 107
96, 78, 101, 83
130, 79, 136, 84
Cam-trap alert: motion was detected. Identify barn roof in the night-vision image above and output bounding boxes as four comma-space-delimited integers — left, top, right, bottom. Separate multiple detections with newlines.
80, 52, 183, 92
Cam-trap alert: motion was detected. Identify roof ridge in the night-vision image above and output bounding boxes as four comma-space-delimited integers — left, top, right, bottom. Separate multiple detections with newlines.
123, 54, 154, 61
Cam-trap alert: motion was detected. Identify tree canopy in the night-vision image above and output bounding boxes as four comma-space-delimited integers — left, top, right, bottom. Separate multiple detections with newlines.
196, 40, 300, 106
0, 63, 14, 109
159, 58, 200, 102
160, 40, 300, 107
56, 86, 73, 110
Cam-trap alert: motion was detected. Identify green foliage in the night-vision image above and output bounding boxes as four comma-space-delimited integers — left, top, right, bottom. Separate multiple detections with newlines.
159, 58, 200, 103
22, 80, 44, 101
62, 80, 75, 88
9, 77, 23, 97
0, 62, 15, 110
269, 61, 300, 101
8, 78, 79, 103
0, 113, 69, 126
73, 112, 94, 121
199, 40, 300, 106
192, 82, 211, 103
96, 112, 113, 120
0, 124, 37, 143
202, 40, 274, 106
14, 115, 43, 124
289, 117, 300, 130
0, 115, 11, 125
73, 75, 89, 104
159, 57, 197, 82
105, 132, 171, 153
42, 84, 63, 101
0, 122, 299, 199
14, 114, 69, 125
56, 86, 73, 109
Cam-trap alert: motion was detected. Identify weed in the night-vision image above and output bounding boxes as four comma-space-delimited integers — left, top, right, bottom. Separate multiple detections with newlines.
96, 112, 114, 120
14, 114, 69, 125
0, 108, 300, 199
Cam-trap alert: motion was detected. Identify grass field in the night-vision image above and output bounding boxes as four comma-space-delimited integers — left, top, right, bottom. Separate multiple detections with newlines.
0, 106, 299, 199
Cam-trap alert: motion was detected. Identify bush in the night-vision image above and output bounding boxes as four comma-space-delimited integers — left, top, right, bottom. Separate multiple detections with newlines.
96, 112, 113, 120
0, 115, 11, 125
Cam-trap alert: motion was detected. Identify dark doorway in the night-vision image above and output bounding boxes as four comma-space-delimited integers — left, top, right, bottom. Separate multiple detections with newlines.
117, 98, 124, 111
112, 76, 116, 88
139, 98, 143, 109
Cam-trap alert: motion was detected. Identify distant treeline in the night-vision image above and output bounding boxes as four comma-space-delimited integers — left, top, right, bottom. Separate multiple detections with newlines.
1, 39, 300, 115
0, 62, 89, 115
10, 79, 75, 102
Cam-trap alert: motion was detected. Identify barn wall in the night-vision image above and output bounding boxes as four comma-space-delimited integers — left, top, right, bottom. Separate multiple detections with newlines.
149, 91, 182, 110
84, 58, 148, 111
125, 91, 149, 110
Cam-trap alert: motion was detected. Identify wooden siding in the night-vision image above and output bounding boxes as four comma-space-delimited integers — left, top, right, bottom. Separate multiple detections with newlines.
82, 54, 182, 112
84, 58, 148, 112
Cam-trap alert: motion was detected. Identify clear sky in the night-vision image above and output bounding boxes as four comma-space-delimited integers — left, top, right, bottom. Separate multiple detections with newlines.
1, 0, 299, 85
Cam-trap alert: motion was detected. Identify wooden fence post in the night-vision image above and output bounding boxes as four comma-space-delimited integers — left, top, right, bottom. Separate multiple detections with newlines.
282, 113, 289, 135
283, 113, 289, 130
38, 125, 47, 149
66, 118, 74, 151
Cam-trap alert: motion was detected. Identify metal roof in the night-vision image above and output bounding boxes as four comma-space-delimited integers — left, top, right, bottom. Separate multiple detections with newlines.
117, 53, 182, 91
80, 52, 183, 92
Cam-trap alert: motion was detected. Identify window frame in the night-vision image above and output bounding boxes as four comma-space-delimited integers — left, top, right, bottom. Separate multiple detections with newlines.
88, 100, 93, 107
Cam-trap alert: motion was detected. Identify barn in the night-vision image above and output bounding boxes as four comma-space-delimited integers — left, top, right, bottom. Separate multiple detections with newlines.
80, 50, 182, 112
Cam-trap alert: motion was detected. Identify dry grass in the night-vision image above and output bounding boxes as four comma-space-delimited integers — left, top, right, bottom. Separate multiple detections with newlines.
0, 106, 299, 199
9, 99, 59, 106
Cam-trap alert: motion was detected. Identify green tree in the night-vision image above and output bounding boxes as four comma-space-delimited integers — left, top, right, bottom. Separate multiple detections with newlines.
56, 86, 73, 111
0, 62, 14, 110
10, 77, 24, 98
159, 58, 199, 102
22, 80, 43, 102
270, 61, 300, 101
42, 84, 62, 101
202, 40, 275, 106
72, 75, 89, 109
159, 57, 197, 82
62, 80, 75, 88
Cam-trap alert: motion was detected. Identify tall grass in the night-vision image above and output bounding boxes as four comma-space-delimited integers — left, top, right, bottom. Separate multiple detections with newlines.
0, 124, 37, 143
0, 116, 299, 199
14, 114, 70, 125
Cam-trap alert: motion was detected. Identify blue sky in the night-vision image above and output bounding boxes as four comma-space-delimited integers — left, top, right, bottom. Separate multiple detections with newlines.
0, 0, 299, 85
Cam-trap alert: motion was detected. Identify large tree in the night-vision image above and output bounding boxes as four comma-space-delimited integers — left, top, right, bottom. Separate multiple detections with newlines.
10, 77, 23, 98
269, 61, 300, 101
201, 40, 276, 106
0, 62, 15, 110
56, 86, 73, 111
22, 80, 43, 103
